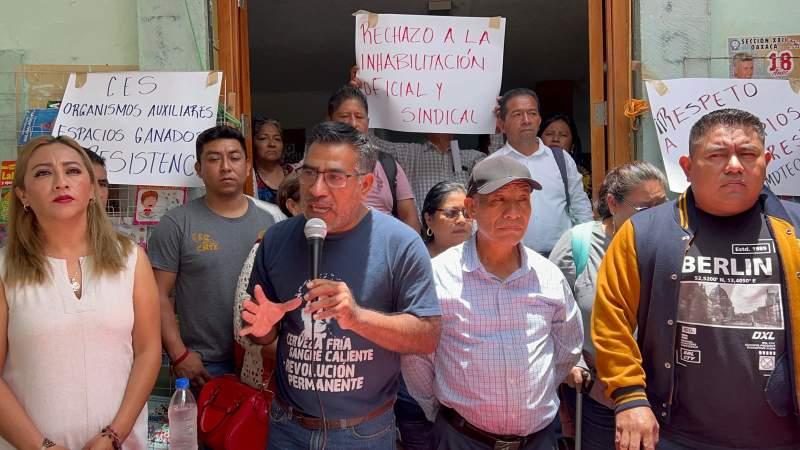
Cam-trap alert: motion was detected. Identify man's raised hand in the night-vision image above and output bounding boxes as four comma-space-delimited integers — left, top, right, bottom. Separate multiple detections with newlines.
349, 65, 365, 89
239, 285, 302, 337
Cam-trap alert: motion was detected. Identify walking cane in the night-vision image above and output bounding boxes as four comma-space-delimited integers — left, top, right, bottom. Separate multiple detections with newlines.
575, 385, 583, 450
575, 370, 590, 450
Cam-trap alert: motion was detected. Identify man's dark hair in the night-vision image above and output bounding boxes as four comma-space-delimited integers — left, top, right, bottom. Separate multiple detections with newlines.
82, 147, 106, 168
305, 121, 375, 173
498, 88, 541, 120
277, 172, 301, 217
195, 125, 246, 161
688, 108, 765, 157
327, 85, 368, 117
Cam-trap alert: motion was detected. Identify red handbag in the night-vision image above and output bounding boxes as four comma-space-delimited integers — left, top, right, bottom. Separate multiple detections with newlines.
197, 374, 273, 450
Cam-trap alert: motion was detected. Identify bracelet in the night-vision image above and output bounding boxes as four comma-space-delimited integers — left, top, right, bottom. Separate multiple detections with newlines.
171, 349, 191, 366
40, 437, 56, 449
101, 425, 122, 450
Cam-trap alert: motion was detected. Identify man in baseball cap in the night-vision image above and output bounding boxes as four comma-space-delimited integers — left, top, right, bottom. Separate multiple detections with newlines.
403, 155, 583, 449
467, 154, 542, 196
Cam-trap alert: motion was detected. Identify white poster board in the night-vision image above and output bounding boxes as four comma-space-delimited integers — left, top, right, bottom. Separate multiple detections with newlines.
52, 71, 222, 187
645, 78, 800, 195
354, 12, 505, 134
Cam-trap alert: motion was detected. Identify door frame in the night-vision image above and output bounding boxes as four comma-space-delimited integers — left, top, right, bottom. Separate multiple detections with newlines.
588, 0, 607, 203
215, 0, 254, 195
217, 0, 634, 200
605, 0, 634, 171
588, 0, 633, 202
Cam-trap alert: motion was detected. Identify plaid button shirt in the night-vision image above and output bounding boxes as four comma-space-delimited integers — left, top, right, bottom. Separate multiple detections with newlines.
402, 236, 583, 436
370, 133, 504, 211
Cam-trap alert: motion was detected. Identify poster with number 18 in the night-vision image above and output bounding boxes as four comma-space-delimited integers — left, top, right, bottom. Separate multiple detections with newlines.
728, 34, 800, 79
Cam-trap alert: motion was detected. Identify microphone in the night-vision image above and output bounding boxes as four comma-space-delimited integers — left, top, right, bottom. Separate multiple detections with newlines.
304, 218, 327, 281
303, 218, 330, 446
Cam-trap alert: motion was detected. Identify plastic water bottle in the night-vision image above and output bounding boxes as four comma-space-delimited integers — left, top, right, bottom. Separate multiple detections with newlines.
168, 378, 198, 450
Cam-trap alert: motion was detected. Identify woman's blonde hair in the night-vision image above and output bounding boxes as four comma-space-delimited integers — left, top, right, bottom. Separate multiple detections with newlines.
5, 135, 132, 287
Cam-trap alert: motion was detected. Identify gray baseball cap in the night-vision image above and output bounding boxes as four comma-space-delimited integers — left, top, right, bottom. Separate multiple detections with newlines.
467, 155, 542, 196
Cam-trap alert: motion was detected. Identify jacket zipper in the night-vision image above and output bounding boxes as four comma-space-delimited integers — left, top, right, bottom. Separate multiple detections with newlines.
668, 232, 694, 410
764, 214, 799, 414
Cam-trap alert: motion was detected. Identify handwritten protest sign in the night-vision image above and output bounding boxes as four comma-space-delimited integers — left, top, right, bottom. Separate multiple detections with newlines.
354, 12, 505, 134
52, 72, 222, 187
645, 78, 800, 195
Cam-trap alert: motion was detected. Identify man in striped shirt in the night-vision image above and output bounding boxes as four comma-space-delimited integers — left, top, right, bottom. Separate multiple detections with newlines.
403, 155, 583, 449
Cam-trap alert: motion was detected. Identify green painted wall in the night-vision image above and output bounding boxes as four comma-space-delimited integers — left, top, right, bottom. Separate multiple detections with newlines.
0, 0, 140, 160
635, 0, 710, 176
0, 50, 24, 160
0, 0, 212, 162
708, 0, 800, 76
136, 0, 211, 200
137, 0, 210, 71
0, 0, 139, 66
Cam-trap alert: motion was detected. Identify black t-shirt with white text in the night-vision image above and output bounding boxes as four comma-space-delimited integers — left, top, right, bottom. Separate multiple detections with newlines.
669, 204, 800, 449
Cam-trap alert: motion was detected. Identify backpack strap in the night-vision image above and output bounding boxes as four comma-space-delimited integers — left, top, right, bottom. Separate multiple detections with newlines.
551, 147, 571, 215
571, 221, 595, 278
377, 151, 398, 217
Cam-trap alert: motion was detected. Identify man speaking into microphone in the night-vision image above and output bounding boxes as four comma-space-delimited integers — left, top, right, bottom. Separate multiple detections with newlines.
240, 121, 441, 450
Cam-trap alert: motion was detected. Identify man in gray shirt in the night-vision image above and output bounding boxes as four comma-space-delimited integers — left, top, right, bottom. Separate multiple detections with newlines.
148, 125, 279, 390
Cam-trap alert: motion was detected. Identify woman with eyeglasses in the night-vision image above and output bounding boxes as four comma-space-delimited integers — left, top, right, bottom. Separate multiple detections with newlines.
420, 181, 473, 258
549, 160, 668, 450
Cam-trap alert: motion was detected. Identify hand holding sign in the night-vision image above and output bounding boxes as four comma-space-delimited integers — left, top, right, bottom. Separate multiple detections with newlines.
350, 65, 364, 89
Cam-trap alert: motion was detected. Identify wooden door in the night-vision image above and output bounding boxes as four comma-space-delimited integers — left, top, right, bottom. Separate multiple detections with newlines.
588, 0, 633, 201
215, 0, 254, 195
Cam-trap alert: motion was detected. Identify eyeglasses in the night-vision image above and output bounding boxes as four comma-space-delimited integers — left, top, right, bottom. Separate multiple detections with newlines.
437, 207, 470, 219
620, 197, 666, 213
298, 166, 365, 189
